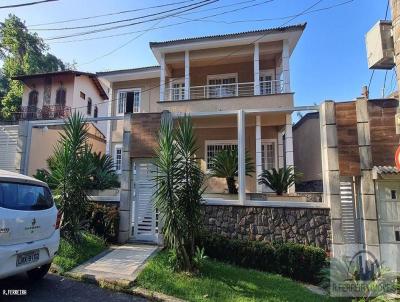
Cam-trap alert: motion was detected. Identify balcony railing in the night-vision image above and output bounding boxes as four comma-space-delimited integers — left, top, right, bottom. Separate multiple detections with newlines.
12, 105, 72, 121
166, 80, 283, 101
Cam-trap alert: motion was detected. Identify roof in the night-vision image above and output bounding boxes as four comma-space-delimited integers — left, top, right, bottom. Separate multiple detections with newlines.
97, 65, 160, 76
150, 23, 306, 48
293, 112, 319, 130
0, 170, 47, 187
13, 70, 108, 100
97, 66, 161, 82
373, 166, 400, 175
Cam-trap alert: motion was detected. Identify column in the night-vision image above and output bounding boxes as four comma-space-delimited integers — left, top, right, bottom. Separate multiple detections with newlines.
356, 98, 380, 260
15, 121, 29, 174
282, 40, 290, 93
160, 53, 165, 102
105, 86, 113, 155
278, 130, 284, 168
253, 42, 260, 96
320, 101, 342, 257
184, 50, 190, 100
118, 114, 132, 243
255, 115, 262, 193
237, 110, 246, 204
285, 113, 295, 193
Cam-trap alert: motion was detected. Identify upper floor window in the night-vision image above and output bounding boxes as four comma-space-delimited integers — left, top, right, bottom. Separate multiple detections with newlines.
116, 89, 140, 116
55, 88, 66, 106
87, 98, 92, 115
28, 90, 38, 108
260, 70, 275, 95
80, 91, 86, 99
170, 79, 185, 101
94, 105, 98, 118
207, 73, 237, 98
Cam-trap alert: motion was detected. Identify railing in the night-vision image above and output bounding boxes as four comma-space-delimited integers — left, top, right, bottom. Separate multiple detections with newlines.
11, 105, 72, 121
165, 80, 284, 101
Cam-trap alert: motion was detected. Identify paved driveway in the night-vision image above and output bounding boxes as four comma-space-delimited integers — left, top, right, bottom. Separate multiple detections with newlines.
0, 273, 147, 302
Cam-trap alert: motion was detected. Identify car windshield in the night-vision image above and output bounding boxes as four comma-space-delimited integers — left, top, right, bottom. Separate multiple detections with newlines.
0, 182, 53, 211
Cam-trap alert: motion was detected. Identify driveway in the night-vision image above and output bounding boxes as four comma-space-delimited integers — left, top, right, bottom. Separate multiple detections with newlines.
0, 273, 147, 302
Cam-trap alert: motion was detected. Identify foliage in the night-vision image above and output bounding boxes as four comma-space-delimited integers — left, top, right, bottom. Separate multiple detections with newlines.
196, 233, 327, 284
208, 148, 255, 194
153, 115, 205, 272
32, 168, 51, 184
193, 246, 208, 270
85, 152, 120, 190
46, 113, 93, 242
258, 166, 299, 195
53, 232, 106, 273
136, 250, 336, 302
86, 202, 119, 243
0, 15, 66, 118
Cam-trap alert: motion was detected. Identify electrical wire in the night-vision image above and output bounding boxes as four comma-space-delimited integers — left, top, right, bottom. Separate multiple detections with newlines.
0, 0, 57, 9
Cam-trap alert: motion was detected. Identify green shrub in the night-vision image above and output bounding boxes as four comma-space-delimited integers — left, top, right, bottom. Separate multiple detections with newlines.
86, 202, 119, 243
197, 233, 327, 284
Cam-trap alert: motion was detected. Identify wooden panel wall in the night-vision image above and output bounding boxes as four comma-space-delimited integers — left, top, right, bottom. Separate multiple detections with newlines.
131, 113, 162, 158
369, 99, 399, 166
335, 102, 360, 176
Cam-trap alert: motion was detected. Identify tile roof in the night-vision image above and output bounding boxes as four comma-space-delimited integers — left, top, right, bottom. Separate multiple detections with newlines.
97, 65, 160, 76
373, 166, 400, 174
150, 23, 306, 47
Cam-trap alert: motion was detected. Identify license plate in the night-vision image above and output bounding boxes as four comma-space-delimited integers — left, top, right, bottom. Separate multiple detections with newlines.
16, 250, 40, 267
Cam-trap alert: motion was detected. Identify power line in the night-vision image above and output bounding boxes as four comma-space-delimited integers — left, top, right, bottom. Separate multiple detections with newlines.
33, 0, 216, 31
385, 0, 389, 20
0, 0, 57, 9
28, 0, 197, 27
44, 0, 218, 41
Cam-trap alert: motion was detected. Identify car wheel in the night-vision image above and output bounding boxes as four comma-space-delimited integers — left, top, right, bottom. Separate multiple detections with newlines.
27, 263, 51, 280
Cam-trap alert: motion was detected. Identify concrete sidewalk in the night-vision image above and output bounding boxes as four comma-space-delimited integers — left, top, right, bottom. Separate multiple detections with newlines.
67, 243, 159, 287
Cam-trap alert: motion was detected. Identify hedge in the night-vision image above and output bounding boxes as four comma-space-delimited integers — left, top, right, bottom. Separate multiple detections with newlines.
196, 233, 327, 284
86, 202, 119, 243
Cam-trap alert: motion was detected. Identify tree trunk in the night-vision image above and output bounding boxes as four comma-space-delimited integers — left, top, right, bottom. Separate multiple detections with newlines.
226, 177, 238, 194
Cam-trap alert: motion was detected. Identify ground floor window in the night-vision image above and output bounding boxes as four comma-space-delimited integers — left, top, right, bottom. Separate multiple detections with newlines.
114, 144, 122, 173
205, 140, 237, 169
261, 140, 277, 171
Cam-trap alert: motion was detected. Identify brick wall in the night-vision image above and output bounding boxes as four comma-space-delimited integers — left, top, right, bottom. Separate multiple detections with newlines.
130, 113, 161, 158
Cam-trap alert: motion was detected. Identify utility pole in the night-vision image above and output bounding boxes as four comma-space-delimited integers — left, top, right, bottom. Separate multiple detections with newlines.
391, 0, 400, 98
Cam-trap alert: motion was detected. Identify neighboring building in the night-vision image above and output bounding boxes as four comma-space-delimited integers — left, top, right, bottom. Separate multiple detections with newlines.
97, 24, 326, 244
293, 112, 322, 192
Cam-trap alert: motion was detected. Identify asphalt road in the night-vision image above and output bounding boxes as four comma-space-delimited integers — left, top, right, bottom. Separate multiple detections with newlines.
0, 273, 147, 302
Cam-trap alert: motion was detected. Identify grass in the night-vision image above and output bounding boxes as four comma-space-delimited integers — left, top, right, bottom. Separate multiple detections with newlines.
136, 250, 340, 302
53, 232, 107, 272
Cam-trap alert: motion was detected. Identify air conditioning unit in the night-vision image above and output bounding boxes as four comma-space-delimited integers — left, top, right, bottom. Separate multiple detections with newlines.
365, 20, 395, 70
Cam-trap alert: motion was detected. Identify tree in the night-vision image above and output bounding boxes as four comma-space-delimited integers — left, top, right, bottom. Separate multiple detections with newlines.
153, 115, 205, 271
0, 14, 65, 117
257, 167, 299, 195
208, 149, 255, 194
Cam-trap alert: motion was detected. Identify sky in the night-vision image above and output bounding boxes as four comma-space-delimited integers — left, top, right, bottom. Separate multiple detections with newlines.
1, 0, 392, 107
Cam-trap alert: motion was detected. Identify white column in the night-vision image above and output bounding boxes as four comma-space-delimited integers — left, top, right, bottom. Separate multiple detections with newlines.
105, 86, 113, 155
184, 50, 190, 100
278, 130, 284, 168
160, 53, 165, 102
253, 42, 260, 96
255, 115, 262, 193
285, 113, 295, 193
282, 40, 291, 93
237, 109, 246, 204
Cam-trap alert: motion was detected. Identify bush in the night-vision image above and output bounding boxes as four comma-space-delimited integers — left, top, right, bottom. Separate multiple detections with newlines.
86, 202, 119, 243
197, 233, 327, 284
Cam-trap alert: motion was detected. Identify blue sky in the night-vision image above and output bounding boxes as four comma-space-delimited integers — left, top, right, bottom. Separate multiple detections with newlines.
2, 0, 392, 106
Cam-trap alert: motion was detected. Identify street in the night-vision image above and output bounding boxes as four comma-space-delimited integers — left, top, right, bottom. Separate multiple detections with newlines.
0, 273, 147, 302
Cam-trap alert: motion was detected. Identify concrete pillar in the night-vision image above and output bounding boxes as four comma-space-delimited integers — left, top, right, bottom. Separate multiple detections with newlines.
278, 129, 284, 168
356, 98, 380, 260
255, 115, 262, 193
160, 53, 165, 102
118, 114, 132, 243
282, 40, 291, 93
15, 121, 29, 174
184, 50, 190, 100
105, 86, 113, 155
285, 113, 295, 193
320, 101, 342, 257
253, 43, 260, 96
237, 109, 246, 204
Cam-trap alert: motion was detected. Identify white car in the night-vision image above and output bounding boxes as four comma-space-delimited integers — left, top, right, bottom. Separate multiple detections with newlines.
0, 170, 60, 280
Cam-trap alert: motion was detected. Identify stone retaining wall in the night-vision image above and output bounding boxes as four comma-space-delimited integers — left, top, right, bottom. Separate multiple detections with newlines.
201, 205, 331, 251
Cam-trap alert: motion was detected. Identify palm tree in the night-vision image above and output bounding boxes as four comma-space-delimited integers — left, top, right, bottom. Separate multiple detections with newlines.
153, 115, 205, 271
257, 166, 297, 195
208, 148, 255, 194
86, 152, 120, 190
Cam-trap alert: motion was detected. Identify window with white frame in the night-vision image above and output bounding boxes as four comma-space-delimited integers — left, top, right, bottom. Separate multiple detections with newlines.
207, 74, 237, 98
114, 145, 122, 173
116, 89, 141, 115
260, 70, 275, 95
261, 140, 277, 171
206, 140, 237, 169
170, 79, 185, 101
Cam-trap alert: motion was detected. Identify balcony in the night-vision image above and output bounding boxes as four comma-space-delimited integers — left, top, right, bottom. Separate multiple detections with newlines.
12, 105, 72, 121
165, 80, 283, 101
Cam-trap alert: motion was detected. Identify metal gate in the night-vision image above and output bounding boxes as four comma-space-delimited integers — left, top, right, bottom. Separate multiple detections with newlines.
340, 178, 359, 243
132, 159, 158, 243
376, 180, 400, 272
0, 125, 18, 172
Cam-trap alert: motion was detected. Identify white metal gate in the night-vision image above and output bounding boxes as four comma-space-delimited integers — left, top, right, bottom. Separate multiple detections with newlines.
0, 125, 18, 172
340, 178, 359, 243
132, 159, 158, 242
377, 180, 400, 272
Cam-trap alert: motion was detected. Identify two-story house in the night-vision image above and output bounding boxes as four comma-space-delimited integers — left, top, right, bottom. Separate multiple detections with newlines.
98, 24, 310, 243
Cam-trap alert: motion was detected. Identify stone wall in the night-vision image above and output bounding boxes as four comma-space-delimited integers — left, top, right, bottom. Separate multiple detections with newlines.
201, 205, 331, 251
